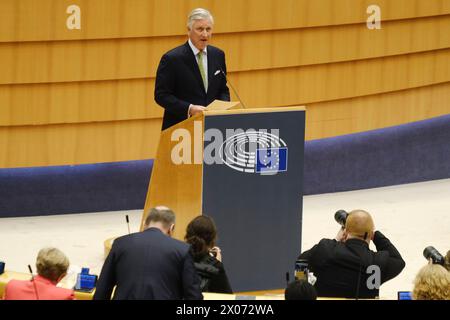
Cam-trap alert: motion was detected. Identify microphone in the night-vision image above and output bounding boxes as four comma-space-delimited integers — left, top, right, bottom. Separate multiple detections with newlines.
219, 69, 246, 109
125, 215, 131, 234
28, 264, 40, 300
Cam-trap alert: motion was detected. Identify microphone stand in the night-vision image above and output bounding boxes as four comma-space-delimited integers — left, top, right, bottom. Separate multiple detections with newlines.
220, 69, 247, 109
126, 215, 131, 234
28, 265, 40, 300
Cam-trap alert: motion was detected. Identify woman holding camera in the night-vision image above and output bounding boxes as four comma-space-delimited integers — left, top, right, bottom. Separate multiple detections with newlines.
185, 215, 232, 293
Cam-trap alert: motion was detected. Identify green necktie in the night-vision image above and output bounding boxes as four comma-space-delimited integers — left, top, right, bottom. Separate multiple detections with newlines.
197, 52, 208, 91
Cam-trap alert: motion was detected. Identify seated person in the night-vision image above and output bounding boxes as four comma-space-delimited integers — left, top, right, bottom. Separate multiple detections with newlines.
412, 263, 450, 300
185, 215, 232, 293
285, 279, 317, 300
4, 247, 75, 300
298, 209, 405, 298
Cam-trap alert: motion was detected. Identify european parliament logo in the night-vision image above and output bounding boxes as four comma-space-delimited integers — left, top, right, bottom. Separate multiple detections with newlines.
255, 147, 288, 173
218, 130, 288, 174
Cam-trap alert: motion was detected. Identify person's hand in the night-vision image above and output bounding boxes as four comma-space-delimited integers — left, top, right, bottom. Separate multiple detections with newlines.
189, 105, 206, 116
335, 227, 345, 242
210, 246, 222, 262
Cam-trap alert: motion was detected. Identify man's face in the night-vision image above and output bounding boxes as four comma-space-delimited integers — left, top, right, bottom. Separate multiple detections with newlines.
188, 19, 213, 51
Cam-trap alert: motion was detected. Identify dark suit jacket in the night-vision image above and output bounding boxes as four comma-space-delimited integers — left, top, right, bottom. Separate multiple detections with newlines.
93, 228, 203, 300
155, 41, 230, 130
298, 231, 405, 298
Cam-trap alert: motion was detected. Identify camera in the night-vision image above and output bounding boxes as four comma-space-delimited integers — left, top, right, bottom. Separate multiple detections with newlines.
294, 259, 309, 281
334, 209, 349, 227
423, 246, 445, 265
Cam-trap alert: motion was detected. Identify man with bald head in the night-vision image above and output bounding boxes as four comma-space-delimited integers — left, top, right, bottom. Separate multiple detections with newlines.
297, 209, 405, 298
94, 206, 202, 300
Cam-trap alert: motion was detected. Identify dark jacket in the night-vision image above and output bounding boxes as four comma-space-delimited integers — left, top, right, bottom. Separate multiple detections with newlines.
298, 231, 405, 298
93, 228, 202, 300
154, 41, 230, 130
193, 254, 233, 294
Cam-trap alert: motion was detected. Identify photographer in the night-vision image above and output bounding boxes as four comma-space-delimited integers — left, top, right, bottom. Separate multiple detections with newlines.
297, 209, 405, 298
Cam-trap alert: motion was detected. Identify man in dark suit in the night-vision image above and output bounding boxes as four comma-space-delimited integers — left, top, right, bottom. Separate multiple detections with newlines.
155, 8, 230, 130
93, 206, 202, 300
298, 210, 405, 299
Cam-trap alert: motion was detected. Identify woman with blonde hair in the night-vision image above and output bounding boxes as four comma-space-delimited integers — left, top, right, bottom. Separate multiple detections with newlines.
412, 263, 450, 300
4, 247, 75, 300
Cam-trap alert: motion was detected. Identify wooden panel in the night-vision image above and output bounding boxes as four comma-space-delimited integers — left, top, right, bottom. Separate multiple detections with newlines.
224, 14, 450, 73
0, 118, 161, 168
305, 82, 450, 140
1, 0, 450, 42
140, 115, 203, 241
2, 14, 450, 84
2, 1, 450, 168
234, 48, 450, 109
0, 36, 181, 85
2, 48, 449, 126
1, 81, 448, 168
0, 79, 161, 126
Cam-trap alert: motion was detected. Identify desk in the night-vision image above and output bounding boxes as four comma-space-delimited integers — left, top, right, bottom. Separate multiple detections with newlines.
1, 273, 380, 300
0, 270, 94, 300
203, 292, 284, 300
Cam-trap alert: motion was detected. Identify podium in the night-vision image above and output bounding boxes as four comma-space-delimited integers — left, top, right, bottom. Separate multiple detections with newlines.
140, 102, 306, 292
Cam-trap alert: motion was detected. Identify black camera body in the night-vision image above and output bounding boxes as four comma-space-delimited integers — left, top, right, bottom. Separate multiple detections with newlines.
423, 246, 445, 265
334, 210, 349, 227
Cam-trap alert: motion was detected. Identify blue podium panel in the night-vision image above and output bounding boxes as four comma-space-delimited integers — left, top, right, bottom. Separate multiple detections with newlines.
202, 110, 305, 291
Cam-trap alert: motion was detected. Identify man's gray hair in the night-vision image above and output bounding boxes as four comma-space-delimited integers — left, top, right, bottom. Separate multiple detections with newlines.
145, 206, 176, 229
187, 8, 214, 30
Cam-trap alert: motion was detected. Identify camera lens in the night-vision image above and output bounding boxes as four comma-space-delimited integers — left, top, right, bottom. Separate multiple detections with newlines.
334, 210, 348, 227
423, 246, 445, 265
